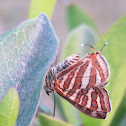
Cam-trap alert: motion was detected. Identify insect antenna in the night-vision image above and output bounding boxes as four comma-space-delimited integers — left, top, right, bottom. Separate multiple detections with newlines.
81, 44, 97, 52
100, 42, 108, 52
53, 91, 56, 117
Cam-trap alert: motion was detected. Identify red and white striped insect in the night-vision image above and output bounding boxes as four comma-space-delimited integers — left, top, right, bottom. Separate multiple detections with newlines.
44, 43, 111, 119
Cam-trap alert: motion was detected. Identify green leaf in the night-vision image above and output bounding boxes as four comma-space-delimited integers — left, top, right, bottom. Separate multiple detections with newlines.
57, 97, 82, 126
15, 13, 58, 126
29, 0, 56, 19
0, 88, 19, 126
39, 114, 72, 126
0, 13, 58, 126
66, 4, 96, 31
81, 16, 126, 126
110, 93, 126, 126
81, 113, 101, 126
63, 25, 97, 59
118, 114, 126, 126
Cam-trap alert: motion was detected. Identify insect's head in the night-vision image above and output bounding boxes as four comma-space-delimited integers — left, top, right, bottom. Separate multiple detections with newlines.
44, 77, 50, 95
44, 85, 53, 95
44, 76, 54, 95
44, 68, 56, 95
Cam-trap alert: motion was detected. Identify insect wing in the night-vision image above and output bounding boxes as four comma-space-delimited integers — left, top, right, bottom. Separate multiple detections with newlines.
54, 85, 111, 112
57, 53, 110, 90
57, 91, 107, 119
92, 54, 110, 84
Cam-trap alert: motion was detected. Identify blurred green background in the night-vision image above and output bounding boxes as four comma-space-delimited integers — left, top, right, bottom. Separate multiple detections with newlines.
0, 0, 126, 126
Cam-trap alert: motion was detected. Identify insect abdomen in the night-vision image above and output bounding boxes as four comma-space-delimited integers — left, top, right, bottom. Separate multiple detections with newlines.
53, 54, 80, 75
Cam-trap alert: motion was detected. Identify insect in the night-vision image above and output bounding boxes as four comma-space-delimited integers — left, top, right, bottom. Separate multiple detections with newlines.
44, 43, 111, 119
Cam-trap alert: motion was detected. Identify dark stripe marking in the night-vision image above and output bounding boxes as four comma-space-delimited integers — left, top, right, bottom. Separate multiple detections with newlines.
91, 91, 97, 100
87, 67, 96, 89
66, 89, 76, 98
81, 95, 88, 106
91, 100, 98, 110
74, 90, 83, 103
99, 55, 109, 78
93, 87, 107, 112
73, 61, 89, 90
92, 58, 105, 82
102, 87, 111, 112
81, 88, 89, 94
63, 68, 77, 90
